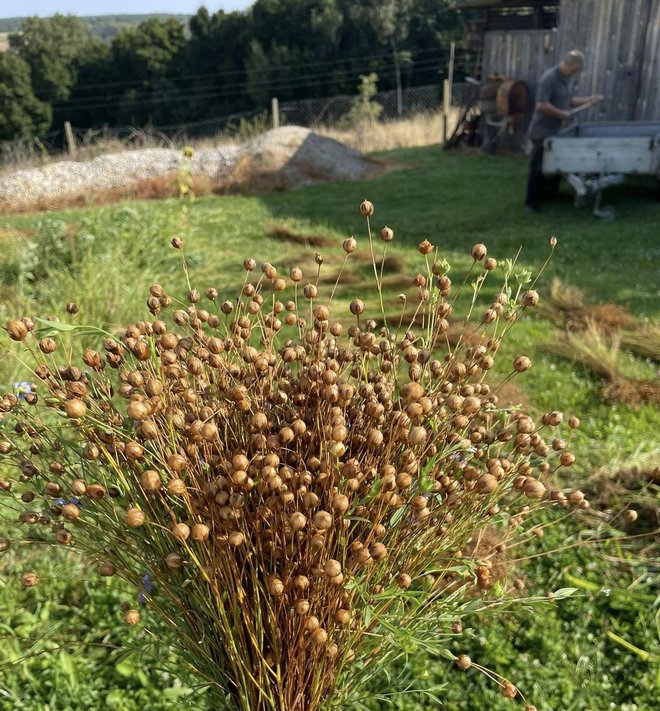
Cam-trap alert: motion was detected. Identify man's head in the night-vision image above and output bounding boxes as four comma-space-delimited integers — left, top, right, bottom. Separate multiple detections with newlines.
559, 50, 585, 77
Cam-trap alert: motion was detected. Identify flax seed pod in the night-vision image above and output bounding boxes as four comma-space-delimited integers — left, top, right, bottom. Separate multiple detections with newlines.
523, 478, 546, 499
311, 628, 328, 645
165, 552, 183, 569
290, 512, 307, 530
350, 299, 364, 316
513, 355, 532, 372
99, 562, 116, 576
313, 511, 332, 530
560, 451, 576, 467
87, 484, 105, 500
125, 508, 145, 528
268, 577, 284, 596
568, 489, 584, 506
522, 289, 539, 307
500, 681, 517, 699
331, 494, 349, 514
227, 531, 245, 548
65, 399, 86, 418
343, 237, 357, 254
167, 478, 186, 495
61, 503, 80, 521
172, 523, 190, 543
476, 474, 498, 494
324, 559, 342, 578
359, 200, 374, 216
191, 523, 210, 541
380, 226, 394, 242
21, 572, 38, 587
471, 243, 487, 261
55, 528, 73, 545
140, 470, 161, 493
124, 609, 140, 625
456, 654, 472, 670
295, 600, 310, 615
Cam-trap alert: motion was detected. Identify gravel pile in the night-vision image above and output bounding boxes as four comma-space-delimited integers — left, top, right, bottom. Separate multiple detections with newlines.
0, 146, 240, 209
0, 127, 378, 210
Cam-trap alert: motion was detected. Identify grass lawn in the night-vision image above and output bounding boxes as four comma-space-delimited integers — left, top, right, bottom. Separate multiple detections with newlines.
0, 145, 658, 709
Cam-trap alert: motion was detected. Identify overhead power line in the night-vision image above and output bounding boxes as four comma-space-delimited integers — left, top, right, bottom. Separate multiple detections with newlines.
52, 55, 457, 113
46, 45, 466, 100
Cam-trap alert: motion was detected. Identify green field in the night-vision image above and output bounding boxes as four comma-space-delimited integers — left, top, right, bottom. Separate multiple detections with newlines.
0, 145, 658, 709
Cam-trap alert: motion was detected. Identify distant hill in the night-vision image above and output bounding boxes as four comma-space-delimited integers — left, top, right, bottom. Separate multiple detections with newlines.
0, 14, 191, 41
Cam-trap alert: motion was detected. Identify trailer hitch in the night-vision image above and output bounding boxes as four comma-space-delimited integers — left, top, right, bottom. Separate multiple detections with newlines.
566, 173, 625, 220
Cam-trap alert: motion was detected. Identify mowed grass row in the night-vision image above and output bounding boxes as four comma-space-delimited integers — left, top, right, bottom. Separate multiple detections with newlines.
0, 145, 658, 710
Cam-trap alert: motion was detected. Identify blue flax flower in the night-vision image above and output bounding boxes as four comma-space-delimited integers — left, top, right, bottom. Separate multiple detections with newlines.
13, 382, 33, 401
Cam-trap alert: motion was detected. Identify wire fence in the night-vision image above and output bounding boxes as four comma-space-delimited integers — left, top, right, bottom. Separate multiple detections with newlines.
0, 82, 475, 171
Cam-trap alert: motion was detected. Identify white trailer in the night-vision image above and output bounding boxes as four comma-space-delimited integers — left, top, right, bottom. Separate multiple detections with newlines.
542, 121, 660, 218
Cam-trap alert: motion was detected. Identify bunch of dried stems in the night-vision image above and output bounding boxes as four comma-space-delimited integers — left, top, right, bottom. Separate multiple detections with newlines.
1, 202, 586, 711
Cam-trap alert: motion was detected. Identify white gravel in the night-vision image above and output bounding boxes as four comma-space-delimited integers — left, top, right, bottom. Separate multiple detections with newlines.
0, 127, 376, 210
0, 146, 240, 209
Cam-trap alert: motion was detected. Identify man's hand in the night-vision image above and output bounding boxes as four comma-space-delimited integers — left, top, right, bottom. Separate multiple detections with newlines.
560, 110, 571, 121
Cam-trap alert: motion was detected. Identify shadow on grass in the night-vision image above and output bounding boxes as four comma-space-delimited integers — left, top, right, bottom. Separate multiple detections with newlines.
257, 145, 659, 316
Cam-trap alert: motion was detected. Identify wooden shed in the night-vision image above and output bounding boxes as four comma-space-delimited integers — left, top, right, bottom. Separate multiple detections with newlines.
459, 0, 660, 122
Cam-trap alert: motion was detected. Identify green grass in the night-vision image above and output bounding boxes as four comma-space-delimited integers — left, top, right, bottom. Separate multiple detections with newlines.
1, 145, 658, 709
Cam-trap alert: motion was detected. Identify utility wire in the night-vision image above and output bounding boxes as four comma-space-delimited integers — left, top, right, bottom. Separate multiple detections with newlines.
46, 45, 468, 99
53, 57, 451, 113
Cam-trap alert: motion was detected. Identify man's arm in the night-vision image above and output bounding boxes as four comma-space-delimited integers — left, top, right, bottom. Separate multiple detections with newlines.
536, 100, 571, 121
570, 94, 604, 108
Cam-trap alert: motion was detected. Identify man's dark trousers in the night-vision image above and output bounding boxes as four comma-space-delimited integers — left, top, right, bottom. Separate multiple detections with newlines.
525, 139, 560, 209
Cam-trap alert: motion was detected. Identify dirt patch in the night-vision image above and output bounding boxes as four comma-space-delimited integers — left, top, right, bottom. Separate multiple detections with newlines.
266, 223, 334, 249
489, 381, 530, 410
602, 379, 660, 407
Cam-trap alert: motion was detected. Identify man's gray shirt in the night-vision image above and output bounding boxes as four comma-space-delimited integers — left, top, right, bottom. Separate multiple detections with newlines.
528, 65, 571, 141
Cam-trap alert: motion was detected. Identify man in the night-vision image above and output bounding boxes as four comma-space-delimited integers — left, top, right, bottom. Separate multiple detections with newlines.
525, 50, 602, 212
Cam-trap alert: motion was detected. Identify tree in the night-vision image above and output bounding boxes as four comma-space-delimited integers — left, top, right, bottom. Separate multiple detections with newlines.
110, 19, 187, 125
111, 19, 186, 80
9, 15, 100, 102
0, 53, 52, 140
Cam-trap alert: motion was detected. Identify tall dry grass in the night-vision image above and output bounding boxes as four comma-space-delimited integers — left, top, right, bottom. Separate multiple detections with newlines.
318, 111, 459, 153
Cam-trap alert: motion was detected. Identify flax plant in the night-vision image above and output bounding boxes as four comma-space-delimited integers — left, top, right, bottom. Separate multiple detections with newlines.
0, 200, 588, 711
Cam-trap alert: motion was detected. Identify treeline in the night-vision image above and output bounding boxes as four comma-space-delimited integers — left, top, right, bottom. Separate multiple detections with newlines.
0, 14, 191, 39
0, 1, 463, 142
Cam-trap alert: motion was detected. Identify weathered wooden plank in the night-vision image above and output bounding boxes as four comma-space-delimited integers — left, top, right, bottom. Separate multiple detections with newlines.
478, 0, 658, 123
483, 29, 556, 94
635, 0, 660, 119
556, 0, 655, 122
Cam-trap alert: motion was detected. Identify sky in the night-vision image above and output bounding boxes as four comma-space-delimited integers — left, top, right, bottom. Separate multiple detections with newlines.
0, 1, 252, 17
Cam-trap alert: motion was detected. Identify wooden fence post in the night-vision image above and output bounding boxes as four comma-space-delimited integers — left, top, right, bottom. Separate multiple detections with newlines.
442, 79, 450, 143
271, 98, 280, 129
64, 121, 76, 156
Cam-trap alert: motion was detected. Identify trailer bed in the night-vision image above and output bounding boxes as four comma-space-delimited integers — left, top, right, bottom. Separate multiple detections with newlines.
541, 121, 660, 218
543, 121, 660, 176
